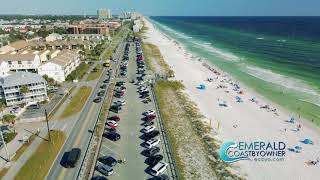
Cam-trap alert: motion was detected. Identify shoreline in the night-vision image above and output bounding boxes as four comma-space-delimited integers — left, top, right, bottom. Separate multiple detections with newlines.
143, 18, 320, 179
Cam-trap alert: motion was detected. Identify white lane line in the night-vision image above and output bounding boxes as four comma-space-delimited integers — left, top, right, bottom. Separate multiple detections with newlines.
61, 124, 67, 131
101, 144, 123, 157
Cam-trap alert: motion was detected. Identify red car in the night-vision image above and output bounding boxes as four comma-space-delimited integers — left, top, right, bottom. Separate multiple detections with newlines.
144, 115, 156, 121
108, 116, 120, 122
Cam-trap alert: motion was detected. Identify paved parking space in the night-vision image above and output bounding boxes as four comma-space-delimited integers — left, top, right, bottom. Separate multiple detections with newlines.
94, 41, 174, 180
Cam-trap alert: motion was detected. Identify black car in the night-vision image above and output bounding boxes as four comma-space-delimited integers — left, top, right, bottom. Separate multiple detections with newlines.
65, 148, 81, 168
152, 174, 169, 180
99, 156, 118, 166
91, 176, 108, 180
104, 132, 121, 141
109, 105, 122, 113
140, 91, 149, 95
144, 121, 155, 127
143, 146, 160, 157
103, 79, 109, 83
146, 154, 164, 166
145, 130, 160, 140
94, 97, 102, 103
97, 91, 105, 96
140, 94, 150, 99
100, 84, 107, 89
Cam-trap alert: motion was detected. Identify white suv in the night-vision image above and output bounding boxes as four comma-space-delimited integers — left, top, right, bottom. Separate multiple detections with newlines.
150, 162, 168, 176
145, 138, 160, 149
142, 126, 156, 133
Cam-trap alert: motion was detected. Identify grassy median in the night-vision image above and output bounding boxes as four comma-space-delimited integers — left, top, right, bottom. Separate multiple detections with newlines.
86, 64, 103, 81
14, 131, 66, 180
48, 86, 76, 120
59, 86, 92, 119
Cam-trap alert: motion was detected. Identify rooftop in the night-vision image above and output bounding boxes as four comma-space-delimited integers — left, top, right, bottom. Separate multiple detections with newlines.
0, 71, 45, 88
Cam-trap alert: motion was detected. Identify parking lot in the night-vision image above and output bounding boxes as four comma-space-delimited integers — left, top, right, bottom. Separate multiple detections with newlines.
93, 40, 175, 180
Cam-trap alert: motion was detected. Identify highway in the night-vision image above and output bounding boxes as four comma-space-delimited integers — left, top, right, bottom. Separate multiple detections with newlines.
46, 36, 127, 180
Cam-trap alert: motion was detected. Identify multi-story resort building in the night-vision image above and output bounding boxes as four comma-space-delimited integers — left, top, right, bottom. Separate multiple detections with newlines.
0, 71, 47, 106
0, 53, 41, 73
38, 50, 81, 82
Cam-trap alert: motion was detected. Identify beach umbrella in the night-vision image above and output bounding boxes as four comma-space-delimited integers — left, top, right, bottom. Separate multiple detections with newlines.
302, 138, 314, 145
294, 146, 302, 150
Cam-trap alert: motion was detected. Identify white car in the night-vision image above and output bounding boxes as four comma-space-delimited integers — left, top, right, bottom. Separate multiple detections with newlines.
142, 126, 156, 133
144, 110, 155, 116
106, 120, 118, 127
145, 138, 160, 149
150, 162, 168, 176
114, 100, 126, 106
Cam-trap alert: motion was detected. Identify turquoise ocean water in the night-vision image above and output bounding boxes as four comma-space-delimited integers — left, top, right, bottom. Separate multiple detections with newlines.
149, 16, 320, 124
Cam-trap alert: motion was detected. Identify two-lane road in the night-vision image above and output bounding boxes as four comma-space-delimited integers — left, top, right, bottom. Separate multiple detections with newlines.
46, 39, 127, 180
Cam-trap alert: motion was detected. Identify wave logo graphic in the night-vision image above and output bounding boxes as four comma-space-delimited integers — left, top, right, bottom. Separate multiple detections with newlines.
219, 142, 250, 163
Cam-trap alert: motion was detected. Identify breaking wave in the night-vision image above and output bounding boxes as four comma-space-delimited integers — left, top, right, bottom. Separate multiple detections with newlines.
242, 65, 320, 107
192, 41, 241, 62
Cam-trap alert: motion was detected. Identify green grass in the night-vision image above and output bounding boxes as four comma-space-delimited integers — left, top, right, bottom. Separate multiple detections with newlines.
4, 132, 17, 143
0, 168, 9, 179
86, 64, 103, 81
48, 86, 76, 120
14, 131, 66, 180
59, 86, 92, 119
155, 81, 243, 180
12, 134, 36, 161
66, 62, 90, 81
143, 43, 175, 77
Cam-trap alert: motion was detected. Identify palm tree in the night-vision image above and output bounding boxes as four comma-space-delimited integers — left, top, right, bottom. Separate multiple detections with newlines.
20, 85, 30, 95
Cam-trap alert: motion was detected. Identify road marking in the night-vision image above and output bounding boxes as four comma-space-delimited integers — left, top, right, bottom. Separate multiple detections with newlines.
57, 168, 66, 180
61, 124, 67, 131
57, 104, 96, 179
101, 144, 122, 157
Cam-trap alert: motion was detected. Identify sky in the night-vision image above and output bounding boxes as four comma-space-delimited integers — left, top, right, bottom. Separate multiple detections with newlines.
1, 0, 320, 16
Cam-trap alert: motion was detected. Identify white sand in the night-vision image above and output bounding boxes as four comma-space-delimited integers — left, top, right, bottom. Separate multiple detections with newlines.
143, 18, 320, 180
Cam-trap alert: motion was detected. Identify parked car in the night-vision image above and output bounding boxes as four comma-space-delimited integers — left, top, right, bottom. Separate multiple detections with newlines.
143, 146, 160, 157
99, 156, 118, 166
27, 103, 40, 110
142, 126, 156, 134
91, 176, 108, 180
100, 84, 107, 89
110, 105, 122, 113
97, 90, 105, 96
152, 174, 169, 180
94, 97, 102, 103
145, 138, 161, 149
108, 116, 120, 122
113, 100, 126, 106
146, 154, 164, 166
96, 164, 114, 176
106, 120, 118, 127
144, 110, 156, 116
103, 132, 121, 141
144, 115, 156, 121
145, 130, 160, 141
65, 148, 81, 168
150, 162, 168, 176
144, 121, 155, 127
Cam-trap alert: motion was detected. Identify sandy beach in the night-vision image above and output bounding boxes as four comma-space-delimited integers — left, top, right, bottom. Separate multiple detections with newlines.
143, 18, 320, 180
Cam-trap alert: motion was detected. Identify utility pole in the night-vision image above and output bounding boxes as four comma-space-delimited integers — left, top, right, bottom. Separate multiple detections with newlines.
0, 129, 10, 161
45, 109, 51, 142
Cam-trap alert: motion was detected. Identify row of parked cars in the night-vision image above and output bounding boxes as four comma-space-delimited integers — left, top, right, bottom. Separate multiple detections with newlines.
93, 42, 131, 179
135, 40, 169, 180
119, 43, 130, 77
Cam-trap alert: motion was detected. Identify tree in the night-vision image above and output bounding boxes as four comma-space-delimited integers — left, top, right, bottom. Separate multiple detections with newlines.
1, 114, 16, 124
20, 85, 30, 95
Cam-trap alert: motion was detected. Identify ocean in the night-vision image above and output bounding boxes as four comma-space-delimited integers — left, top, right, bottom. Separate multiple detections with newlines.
149, 16, 320, 124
